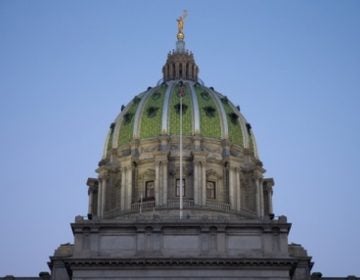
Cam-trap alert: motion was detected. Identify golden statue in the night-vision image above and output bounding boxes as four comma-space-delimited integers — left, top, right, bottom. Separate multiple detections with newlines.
176, 10, 187, 40
177, 16, 184, 33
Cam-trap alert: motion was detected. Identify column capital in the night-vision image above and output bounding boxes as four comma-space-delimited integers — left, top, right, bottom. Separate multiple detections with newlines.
154, 151, 169, 163
253, 168, 264, 179
263, 177, 275, 188
97, 167, 110, 179
86, 177, 98, 188
192, 151, 207, 163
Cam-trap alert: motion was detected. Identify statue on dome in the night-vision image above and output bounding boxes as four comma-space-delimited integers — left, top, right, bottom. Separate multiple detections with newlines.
176, 10, 187, 40
177, 16, 184, 33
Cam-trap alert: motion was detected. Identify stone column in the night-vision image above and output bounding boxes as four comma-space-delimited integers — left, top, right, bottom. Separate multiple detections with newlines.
229, 167, 236, 210
256, 178, 261, 217
256, 178, 264, 218
236, 168, 241, 211
96, 181, 102, 217
126, 166, 133, 210
121, 167, 126, 210
193, 151, 207, 206
193, 161, 199, 205
197, 163, 201, 204
202, 162, 207, 206
96, 169, 108, 218
155, 162, 160, 207
154, 151, 169, 207
88, 188, 94, 216
100, 179, 107, 217
264, 178, 275, 215
86, 178, 98, 216
227, 157, 241, 211
162, 160, 168, 205
260, 178, 265, 217
268, 186, 273, 214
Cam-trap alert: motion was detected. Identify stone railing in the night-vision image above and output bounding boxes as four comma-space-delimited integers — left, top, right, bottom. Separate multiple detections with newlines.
131, 200, 155, 211
166, 199, 195, 209
104, 200, 232, 219
205, 200, 230, 212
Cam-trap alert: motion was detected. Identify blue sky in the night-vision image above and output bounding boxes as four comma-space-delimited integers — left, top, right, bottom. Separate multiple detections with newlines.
0, 0, 359, 277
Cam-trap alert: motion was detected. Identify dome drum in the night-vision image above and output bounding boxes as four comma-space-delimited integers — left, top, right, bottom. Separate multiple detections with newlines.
89, 126, 272, 220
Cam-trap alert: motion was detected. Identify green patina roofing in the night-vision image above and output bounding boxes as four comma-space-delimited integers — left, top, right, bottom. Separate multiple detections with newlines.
169, 84, 193, 136
110, 82, 254, 152
140, 85, 167, 139
221, 98, 244, 146
195, 86, 221, 138
118, 97, 140, 145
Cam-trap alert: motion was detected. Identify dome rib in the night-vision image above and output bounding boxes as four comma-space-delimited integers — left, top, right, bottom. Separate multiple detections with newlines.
101, 91, 146, 155
102, 129, 112, 159
133, 87, 157, 139
169, 82, 193, 136
188, 82, 201, 134
250, 133, 259, 158
161, 81, 175, 134
194, 84, 222, 139
207, 87, 229, 139
237, 113, 249, 148
225, 100, 247, 148
139, 85, 168, 139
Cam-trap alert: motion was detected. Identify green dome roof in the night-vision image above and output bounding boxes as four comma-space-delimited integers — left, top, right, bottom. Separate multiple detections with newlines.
102, 39, 258, 160
103, 80, 258, 159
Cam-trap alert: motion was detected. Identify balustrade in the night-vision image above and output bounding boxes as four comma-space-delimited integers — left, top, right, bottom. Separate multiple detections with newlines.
103, 199, 232, 218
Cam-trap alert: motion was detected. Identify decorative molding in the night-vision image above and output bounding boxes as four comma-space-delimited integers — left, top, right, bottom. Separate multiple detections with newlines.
64, 257, 297, 268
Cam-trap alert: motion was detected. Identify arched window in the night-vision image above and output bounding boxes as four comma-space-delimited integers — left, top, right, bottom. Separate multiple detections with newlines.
145, 181, 154, 200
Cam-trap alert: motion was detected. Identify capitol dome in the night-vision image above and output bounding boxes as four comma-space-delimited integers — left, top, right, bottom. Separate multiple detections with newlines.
87, 25, 273, 221
102, 53, 258, 159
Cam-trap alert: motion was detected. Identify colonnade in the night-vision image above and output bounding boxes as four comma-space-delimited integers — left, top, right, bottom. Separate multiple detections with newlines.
87, 160, 274, 219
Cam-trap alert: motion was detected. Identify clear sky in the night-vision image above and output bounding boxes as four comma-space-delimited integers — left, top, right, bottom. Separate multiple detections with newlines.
0, 0, 359, 277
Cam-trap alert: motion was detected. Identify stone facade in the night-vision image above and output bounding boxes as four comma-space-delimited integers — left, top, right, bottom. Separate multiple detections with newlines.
46, 214, 312, 280
91, 134, 272, 221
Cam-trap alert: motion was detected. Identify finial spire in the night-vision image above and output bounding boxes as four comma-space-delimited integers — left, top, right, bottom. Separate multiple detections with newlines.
176, 10, 188, 41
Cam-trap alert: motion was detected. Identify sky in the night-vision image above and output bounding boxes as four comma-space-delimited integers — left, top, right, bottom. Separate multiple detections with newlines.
0, 0, 359, 277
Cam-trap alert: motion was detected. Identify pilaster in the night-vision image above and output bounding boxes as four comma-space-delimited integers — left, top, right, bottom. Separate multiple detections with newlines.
96, 168, 109, 218
192, 151, 207, 206
86, 178, 98, 216
254, 167, 265, 218
264, 178, 275, 215
228, 156, 241, 211
155, 163, 160, 206
154, 151, 169, 206
120, 166, 126, 210
126, 166, 133, 209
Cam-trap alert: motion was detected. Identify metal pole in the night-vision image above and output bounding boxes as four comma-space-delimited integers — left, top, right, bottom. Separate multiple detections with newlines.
180, 94, 183, 220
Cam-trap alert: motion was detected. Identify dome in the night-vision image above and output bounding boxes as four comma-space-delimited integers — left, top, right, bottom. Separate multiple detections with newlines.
103, 81, 258, 160
102, 51, 258, 160
88, 26, 273, 222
